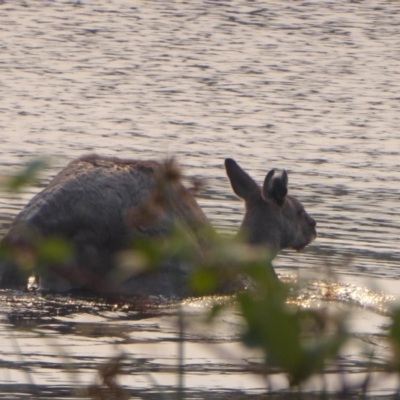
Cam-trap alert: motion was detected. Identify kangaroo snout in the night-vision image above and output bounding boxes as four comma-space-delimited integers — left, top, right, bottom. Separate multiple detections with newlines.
224, 158, 317, 254
0, 155, 317, 296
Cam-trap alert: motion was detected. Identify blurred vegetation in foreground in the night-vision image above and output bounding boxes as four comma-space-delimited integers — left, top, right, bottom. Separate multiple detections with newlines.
0, 159, 400, 399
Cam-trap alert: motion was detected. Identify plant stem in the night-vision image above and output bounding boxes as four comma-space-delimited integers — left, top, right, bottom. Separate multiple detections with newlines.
177, 303, 185, 400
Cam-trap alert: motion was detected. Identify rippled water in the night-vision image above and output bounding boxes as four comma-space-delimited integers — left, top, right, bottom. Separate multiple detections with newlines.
0, 0, 400, 398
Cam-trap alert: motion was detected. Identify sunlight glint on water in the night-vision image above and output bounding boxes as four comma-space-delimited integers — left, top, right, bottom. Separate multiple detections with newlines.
0, 0, 399, 397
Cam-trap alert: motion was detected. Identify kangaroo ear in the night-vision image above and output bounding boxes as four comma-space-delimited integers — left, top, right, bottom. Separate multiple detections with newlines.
262, 169, 288, 206
224, 158, 260, 201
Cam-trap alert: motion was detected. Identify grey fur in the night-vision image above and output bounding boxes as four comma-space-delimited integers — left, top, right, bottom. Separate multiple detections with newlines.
224, 158, 317, 257
0, 155, 316, 296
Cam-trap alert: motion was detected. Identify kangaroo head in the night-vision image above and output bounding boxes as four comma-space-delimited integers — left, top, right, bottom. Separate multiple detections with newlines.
224, 158, 317, 256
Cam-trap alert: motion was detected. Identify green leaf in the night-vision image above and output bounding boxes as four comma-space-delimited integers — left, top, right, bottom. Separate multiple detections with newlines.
189, 267, 219, 294
37, 236, 73, 264
5, 158, 48, 191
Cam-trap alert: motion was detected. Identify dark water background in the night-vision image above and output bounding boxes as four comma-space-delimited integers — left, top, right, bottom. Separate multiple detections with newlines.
0, 0, 399, 397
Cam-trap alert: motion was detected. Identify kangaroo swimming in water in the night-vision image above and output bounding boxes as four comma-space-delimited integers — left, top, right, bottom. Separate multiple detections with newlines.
0, 155, 316, 296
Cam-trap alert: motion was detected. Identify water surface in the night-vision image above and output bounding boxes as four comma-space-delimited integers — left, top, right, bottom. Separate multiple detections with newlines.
0, 0, 399, 397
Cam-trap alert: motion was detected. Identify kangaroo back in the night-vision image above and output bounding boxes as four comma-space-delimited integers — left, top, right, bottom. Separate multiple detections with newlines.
0, 155, 211, 293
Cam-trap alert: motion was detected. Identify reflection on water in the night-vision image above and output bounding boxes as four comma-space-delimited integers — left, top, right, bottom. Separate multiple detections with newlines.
0, 0, 400, 397
284, 275, 396, 316
0, 274, 397, 398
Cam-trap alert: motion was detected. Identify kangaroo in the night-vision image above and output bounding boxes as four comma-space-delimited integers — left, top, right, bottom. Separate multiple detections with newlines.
224, 158, 317, 257
0, 155, 316, 296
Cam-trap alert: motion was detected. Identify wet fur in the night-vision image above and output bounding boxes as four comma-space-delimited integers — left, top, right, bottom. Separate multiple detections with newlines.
0, 155, 316, 296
